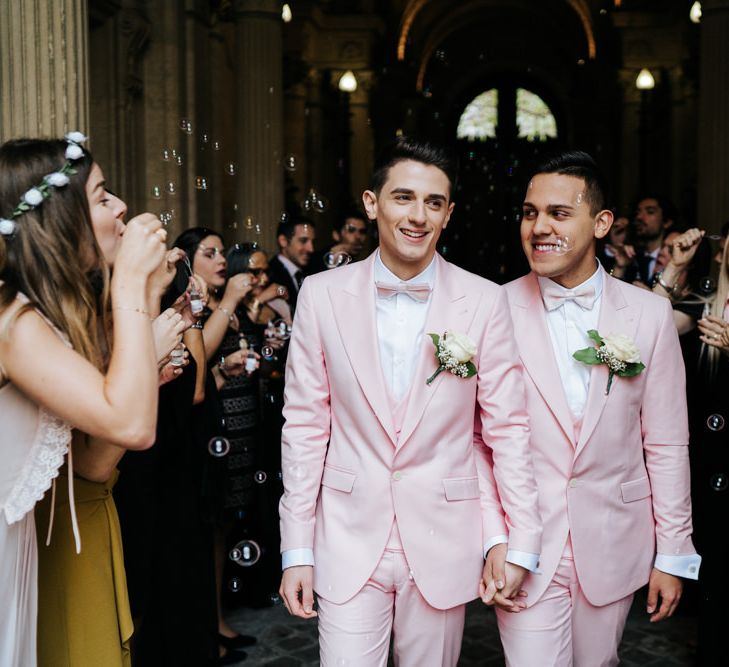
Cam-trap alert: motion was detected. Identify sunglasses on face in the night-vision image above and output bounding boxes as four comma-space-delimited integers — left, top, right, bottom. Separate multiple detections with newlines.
247, 268, 268, 277
344, 224, 366, 234
197, 243, 225, 259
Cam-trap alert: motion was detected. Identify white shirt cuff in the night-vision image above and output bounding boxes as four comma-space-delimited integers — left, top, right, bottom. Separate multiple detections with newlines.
654, 553, 701, 580
281, 548, 315, 570
506, 549, 541, 574
483, 535, 508, 558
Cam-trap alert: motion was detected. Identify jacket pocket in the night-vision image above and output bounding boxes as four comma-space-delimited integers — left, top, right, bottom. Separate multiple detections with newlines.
620, 476, 652, 503
443, 476, 480, 501
321, 465, 356, 493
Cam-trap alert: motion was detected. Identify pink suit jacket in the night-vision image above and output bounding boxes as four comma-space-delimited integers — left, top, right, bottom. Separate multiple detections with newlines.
494, 272, 697, 607
279, 253, 542, 610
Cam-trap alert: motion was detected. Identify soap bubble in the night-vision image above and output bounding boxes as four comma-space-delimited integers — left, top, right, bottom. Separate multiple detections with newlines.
207, 436, 231, 457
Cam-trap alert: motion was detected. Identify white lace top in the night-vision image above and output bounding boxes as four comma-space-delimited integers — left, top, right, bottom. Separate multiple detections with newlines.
0, 291, 73, 530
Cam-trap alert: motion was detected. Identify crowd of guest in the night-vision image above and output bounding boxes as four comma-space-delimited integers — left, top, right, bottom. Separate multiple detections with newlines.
0, 132, 371, 666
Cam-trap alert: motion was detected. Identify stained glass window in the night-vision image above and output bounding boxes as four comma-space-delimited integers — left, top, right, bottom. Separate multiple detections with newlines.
456, 89, 498, 141
516, 88, 557, 141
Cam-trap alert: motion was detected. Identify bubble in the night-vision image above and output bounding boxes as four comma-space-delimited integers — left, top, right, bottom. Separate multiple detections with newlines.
200, 132, 209, 144
710, 473, 728, 492
159, 211, 173, 226
228, 577, 241, 593
207, 436, 231, 457
212, 140, 221, 151
195, 176, 208, 191
700, 277, 716, 294
180, 118, 193, 134
270, 592, 282, 605
254, 470, 267, 483
284, 154, 298, 172
279, 211, 290, 224
165, 181, 177, 195
261, 345, 274, 360
171, 149, 178, 158
324, 252, 351, 269
553, 235, 574, 254
707, 414, 725, 431
176, 155, 184, 166
162, 148, 171, 161
225, 162, 237, 176
151, 185, 162, 199
312, 196, 329, 214
276, 286, 287, 297
244, 216, 254, 231
287, 463, 306, 480
272, 318, 292, 340
230, 540, 261, 566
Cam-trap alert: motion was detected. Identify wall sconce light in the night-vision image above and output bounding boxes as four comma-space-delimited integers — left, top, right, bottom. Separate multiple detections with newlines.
282, 3, 292, 23
690, 2, 702, 23
338, 70, 358, 93
635, 68, 655, 90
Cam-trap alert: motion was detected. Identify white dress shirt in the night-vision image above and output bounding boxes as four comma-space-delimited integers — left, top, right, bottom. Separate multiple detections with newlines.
535, 263, 700, 580
277, 253, 303, 290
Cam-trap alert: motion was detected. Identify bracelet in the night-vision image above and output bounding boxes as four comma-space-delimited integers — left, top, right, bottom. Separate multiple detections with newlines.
217, 305, 235, 323
113, 305, 150, 316
656, 274, 678, 293
190, 321, 204, 330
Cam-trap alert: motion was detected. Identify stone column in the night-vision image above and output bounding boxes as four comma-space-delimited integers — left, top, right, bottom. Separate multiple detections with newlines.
698, 0, 729, 231
0, 0, 89, 141
346, 70, 374, 203
234, 0, 284, 253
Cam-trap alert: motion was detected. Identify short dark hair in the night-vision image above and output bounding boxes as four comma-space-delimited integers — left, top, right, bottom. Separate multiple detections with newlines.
635, 193, 678, 227
226, 242, 265, 279
371, 136, 458, 196
276, 216, 315, 241
336, 208, 368, 233
532, 150, 608, 216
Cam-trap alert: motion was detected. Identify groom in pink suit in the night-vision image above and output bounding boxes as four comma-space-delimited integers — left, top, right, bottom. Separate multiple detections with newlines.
494, 151, 700, 666
278, 137, 543, 666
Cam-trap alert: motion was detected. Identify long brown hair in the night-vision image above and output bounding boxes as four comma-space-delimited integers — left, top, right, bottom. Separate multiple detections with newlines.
0, 138, 109, 368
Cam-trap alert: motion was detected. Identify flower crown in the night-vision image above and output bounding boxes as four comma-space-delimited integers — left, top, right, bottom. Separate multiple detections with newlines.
0, 132, 88, 237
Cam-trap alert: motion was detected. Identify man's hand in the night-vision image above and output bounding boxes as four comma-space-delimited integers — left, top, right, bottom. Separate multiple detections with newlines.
280, 566, 318, 619
646, 568, 682, 623
479, 543, 528, 612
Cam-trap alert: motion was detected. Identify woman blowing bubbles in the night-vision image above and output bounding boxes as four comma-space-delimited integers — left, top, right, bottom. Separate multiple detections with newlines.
0, 135, 170, 666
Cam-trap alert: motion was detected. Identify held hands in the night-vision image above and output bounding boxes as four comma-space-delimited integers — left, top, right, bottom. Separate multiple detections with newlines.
479, 543, 528, 613
280, 566, 317, 619
115, 213, 167, 278
646, 568, 682, 622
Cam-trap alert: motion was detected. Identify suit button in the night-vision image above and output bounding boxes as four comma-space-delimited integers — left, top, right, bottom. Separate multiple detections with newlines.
689, 565, 697, 574
568, 478, 579, 488
392, 471, 402, 481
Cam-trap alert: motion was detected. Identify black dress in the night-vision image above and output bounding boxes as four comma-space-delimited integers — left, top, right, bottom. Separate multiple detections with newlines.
115, 356, 217, 665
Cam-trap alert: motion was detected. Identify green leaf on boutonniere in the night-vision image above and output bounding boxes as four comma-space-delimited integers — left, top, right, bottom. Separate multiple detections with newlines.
463, 361, 477, 378
572, 347, 601, 365
587, 329, 604, 346
619, 361, 645, 377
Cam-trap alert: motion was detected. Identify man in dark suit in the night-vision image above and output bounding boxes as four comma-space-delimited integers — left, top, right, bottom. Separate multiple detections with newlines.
268, 217, 316, 314
309, 208, 370, 274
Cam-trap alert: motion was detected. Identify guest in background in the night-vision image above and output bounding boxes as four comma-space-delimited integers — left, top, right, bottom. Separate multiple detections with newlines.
310, 208, 370, 273
267, 217, 316, 314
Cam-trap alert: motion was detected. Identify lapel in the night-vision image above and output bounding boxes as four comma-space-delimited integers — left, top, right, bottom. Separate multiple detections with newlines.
328, 255, 397, 445
575, 274, 640, 457
511, 273, 576, 446
396, 256, 477, 450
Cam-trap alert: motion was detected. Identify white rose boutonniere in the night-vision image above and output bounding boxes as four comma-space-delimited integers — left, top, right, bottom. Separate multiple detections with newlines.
573, 330, 645, 395
426, 331, 477, 385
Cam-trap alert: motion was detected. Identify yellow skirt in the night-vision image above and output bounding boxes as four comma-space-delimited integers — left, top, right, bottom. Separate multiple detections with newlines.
35, 470, 132, 667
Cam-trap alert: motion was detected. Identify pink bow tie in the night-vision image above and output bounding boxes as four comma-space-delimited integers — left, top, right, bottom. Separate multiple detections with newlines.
541, 284, 596, 311
375, 280, 432, 303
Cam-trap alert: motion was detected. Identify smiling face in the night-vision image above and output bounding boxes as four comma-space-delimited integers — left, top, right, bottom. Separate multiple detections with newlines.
192, 234, 226, 289
279, 223, 316, 269
634, 198, 670, 241
362, 159, 454, 280
85, 163, 128, 267
521, 173, 612, 288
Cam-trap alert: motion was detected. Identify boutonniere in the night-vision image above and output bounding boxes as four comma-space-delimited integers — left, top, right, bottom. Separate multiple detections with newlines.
426, 331, 477, 385
573, 330, 645, 395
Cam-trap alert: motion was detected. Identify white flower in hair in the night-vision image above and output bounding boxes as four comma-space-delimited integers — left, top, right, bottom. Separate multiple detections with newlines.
0, 218, 17, 236
65, 143, 84, 160
46, 172, 70, 187
64, 131, 88, 144
23, 188, 44, 206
